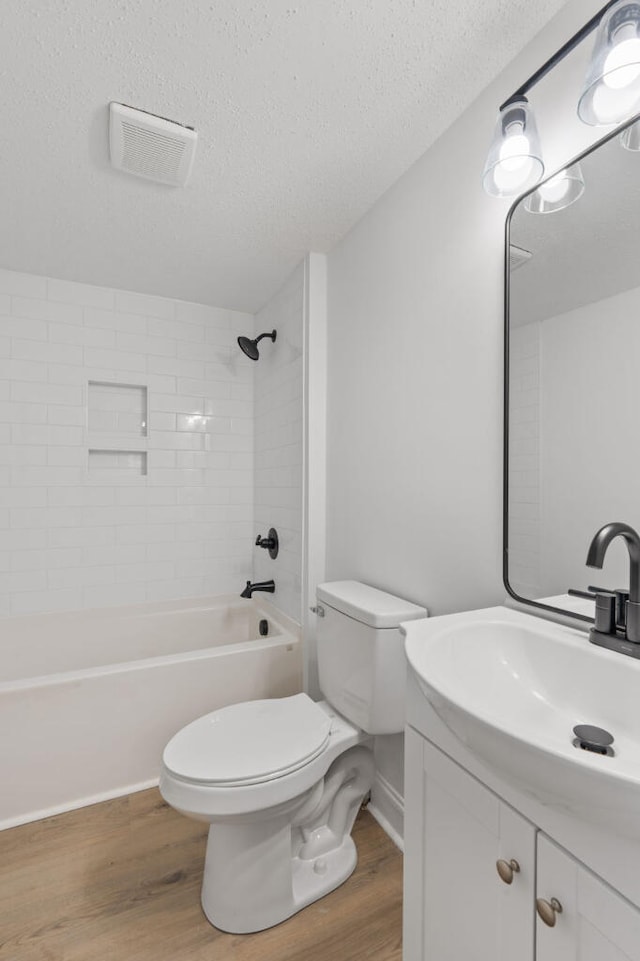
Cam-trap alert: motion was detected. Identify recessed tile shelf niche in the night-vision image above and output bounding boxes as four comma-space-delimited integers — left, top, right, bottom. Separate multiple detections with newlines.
87, 381, 148, 477
88, 381, 148, 436
88, 449, 148, 475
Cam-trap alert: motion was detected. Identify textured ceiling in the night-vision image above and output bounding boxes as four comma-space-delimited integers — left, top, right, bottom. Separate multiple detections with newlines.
0, 0, 568, 312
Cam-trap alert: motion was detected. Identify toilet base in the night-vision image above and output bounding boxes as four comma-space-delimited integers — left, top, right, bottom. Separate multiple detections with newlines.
291, 833, 357, 912
202, 833, 358, 934
200, 745, 374, 933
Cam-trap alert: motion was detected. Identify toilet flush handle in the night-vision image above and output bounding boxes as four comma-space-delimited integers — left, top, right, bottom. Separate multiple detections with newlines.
310, 605, 325, 617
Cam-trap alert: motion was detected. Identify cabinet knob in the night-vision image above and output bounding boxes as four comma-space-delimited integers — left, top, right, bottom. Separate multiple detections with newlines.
496, 858, 520, 884
536, 897, 563, 927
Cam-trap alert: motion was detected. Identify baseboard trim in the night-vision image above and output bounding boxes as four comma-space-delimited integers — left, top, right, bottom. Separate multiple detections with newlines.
0, 778, 159, 832
368, 771, 404, 852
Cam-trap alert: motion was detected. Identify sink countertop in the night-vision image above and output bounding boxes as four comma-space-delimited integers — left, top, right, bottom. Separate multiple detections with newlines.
403, 605, 640, 840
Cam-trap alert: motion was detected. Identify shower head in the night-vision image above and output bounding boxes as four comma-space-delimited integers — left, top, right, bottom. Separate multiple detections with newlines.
237, 329, 277, 361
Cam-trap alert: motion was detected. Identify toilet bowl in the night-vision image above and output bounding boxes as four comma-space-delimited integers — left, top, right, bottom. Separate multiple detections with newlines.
160, 695, 374, 932
159, 580, 427, 934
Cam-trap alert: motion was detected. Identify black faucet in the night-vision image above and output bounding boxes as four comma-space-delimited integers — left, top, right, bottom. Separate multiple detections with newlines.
240, 579, 275, 598
586, 522, 640, 650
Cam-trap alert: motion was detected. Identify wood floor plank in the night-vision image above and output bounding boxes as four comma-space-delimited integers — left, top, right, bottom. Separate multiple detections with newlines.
0, 789, 402, 961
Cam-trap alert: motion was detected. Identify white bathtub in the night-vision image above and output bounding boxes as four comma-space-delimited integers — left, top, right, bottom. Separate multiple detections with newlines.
0, 595, 302, 830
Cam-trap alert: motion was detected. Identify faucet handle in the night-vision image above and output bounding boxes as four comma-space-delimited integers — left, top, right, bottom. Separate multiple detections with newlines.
594, 591, 617, 635
254, 528, 279, 559
569, 586, 620, 635
589, 586, 629, 631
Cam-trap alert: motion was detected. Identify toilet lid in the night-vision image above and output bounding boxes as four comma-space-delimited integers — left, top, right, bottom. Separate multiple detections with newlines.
162, 693, 332, 786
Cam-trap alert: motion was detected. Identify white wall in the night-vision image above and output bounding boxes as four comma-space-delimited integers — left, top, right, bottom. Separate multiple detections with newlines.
325, 113, 505, 608
324, 0, 607, 818
0, 269, 254, 616
253, 262, 305, 623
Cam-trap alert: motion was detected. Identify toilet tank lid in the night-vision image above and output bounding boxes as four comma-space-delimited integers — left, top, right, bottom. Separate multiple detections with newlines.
316, 580, 427, 629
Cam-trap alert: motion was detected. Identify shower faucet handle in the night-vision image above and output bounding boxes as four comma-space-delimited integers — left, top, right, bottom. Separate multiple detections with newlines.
255, 533, 275, 549
254, 528, 279, 559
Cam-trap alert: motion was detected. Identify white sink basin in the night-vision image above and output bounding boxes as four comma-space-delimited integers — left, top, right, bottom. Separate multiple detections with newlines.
403, 606, 640, 838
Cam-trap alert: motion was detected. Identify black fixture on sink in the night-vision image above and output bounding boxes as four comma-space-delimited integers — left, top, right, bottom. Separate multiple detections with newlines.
572, 724, 615, 757
568, 584, 629, 633
240, 579, 275, 598
584, 522, 640, 658
255, 528, 279, 559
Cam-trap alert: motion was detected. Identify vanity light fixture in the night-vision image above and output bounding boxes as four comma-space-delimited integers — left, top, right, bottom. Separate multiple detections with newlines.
523, 161, 585, 213
578, 1, 640, 125
483, 0, 636, 199
482, 97, 544, 197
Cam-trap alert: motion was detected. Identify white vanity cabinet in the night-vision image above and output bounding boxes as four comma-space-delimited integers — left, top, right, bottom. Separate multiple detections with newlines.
403, 729, 536, 961
404, 728, 640, 961
536, 834, 640, 961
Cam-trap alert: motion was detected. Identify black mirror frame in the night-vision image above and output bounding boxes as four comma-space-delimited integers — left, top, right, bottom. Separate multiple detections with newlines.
502, 111, 640, 623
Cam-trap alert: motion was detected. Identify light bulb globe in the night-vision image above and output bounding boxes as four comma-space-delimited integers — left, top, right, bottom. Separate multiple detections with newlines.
603, 37, 640, 88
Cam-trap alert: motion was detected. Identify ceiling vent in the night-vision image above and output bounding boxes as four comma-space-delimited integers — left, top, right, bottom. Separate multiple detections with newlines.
109, 103, 197, 187
509, 243, 533, 272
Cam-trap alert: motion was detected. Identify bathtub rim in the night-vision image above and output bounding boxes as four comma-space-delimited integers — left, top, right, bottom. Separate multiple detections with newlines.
0, 632, 296, 694
0, 594, 300, 690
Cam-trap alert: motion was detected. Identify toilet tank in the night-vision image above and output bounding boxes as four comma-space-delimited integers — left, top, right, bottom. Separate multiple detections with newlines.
316, 581, 427, 735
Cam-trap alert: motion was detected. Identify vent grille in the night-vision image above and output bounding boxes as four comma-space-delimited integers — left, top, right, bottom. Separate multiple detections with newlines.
509, 243, 532, 272
109, 103, 197, 187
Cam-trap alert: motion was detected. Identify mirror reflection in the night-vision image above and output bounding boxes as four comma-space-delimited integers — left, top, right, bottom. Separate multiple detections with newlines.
506, 115, 640, 617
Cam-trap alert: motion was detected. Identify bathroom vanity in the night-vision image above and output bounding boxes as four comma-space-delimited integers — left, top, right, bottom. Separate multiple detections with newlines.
402, 608, 640, 961
401, 23, 640, 959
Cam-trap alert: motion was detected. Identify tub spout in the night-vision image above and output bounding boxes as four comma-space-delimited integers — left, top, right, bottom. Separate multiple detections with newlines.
240, 579, 275, 598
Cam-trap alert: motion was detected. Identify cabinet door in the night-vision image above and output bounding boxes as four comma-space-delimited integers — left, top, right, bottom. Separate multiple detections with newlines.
403, 733, 535, 961
537, 834, 640, 961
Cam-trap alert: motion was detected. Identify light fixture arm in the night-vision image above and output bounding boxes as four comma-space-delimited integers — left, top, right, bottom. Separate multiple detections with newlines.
499, 0, 619, 111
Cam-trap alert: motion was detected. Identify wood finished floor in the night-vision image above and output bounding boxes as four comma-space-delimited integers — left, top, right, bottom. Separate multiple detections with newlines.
0, 789, 403, 961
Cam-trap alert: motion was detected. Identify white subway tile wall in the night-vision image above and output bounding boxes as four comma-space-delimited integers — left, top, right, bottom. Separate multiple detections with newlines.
508, 322, 541, 599
252, 263, 304, 623
0, 269, 254, 616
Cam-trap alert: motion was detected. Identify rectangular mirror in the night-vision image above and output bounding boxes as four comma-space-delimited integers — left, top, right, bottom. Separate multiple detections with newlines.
505, 112, 640, 620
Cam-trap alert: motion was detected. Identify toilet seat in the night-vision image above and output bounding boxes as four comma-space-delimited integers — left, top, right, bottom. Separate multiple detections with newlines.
162, 693, 332, 787
160, 700, 367, 819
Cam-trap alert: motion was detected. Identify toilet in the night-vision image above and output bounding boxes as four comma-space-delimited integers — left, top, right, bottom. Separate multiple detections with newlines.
159, 580, 427, 934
